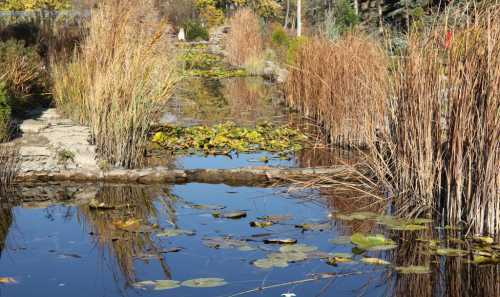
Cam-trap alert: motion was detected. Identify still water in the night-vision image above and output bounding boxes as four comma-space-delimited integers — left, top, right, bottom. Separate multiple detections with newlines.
0, 183, 498, 297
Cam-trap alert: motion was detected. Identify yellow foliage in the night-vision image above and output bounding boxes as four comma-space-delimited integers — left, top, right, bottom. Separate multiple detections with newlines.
0, 0, 71, 10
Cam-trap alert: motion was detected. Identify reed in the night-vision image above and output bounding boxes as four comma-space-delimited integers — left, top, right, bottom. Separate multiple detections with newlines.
52, 0, 177, 168
285, 33, 389, 148
365, 5, 500, 236
225, 8, 263, 66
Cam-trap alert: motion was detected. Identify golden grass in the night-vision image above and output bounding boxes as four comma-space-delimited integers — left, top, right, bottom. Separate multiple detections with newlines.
285, 33, 389, 148
52, 0, 177, 168
225, 8, 263, 66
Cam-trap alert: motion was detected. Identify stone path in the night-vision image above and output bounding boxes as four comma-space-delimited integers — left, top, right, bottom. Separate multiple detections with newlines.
12, 108, 98, 172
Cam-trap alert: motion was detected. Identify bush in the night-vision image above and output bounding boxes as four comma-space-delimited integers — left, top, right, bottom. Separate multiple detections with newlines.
52, 0, 177, 168
0, 82, 11, 141
271, 26, 289, 47
0, 39, 49, 114
225, 8, 263, 66
184, 20, 209, 41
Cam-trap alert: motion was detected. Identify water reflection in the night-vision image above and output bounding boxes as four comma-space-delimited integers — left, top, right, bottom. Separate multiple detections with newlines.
77, 185, 177, 284
164, 76, 287, 126
0, 183, 498, 297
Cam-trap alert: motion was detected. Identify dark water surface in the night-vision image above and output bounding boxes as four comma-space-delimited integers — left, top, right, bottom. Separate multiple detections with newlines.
1, 183, 498, 297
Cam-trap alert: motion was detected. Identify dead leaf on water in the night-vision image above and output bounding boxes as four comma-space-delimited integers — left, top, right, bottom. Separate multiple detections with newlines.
212, 211, 247, 219
156, 229, 195, 237
154, 280, 181, 290
263, 238, 297, 244
181, 278, 227, 288
361, 257, 391, 265
0, 277, 17, 284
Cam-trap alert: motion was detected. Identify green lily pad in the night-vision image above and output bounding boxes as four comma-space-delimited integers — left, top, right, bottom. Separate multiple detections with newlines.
250, 220, 274, 228
212, 211, 247, 219
435, 248, 468, 257
351, 233, 396, 250
326, 256, 353, 265
395, 265, 431, 274
181, 278, 227, 288
154, 280, 181, 290
279, 244, 318, 253
330, 236, 352, 245
335, 211, 378, 221
361, 257, 391, 265
132, 280, 156, 288
157, 229, 195, 237
269, 251, 308, 262
253, 258, 289, 269
203, 237, 250, 249
257, 215, 292, 223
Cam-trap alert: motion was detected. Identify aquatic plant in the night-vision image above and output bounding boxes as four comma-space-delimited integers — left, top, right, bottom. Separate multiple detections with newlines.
52, 0, 177, 168
364, 5, 500, 236
151, 122, 307, 155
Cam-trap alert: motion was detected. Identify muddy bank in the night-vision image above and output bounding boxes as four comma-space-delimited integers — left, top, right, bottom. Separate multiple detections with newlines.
15, 166, 352, 186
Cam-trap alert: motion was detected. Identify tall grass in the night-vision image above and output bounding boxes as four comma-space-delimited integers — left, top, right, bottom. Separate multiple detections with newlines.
285, 33, 389, 148
52, 0, 177, 168
366, 5, 500, 236
225, 8, 263, 66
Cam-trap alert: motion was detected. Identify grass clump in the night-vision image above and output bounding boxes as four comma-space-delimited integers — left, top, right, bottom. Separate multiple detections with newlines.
52, 0, 177, 168
225, 8, 263, 67
183, 20, 209, 41
151, 122, 307, 156
285, 33, 388, 148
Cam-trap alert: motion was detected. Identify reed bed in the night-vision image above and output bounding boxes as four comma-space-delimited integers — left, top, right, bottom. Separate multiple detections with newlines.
366, 5, 500, 236
0, 144, 19, 193
285, 33, 389, 148
225, 8, 263, 66
52, 0, 177, 168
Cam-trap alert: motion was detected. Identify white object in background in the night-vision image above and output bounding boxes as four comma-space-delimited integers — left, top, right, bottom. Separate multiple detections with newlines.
178, 28, 186, 41
282, 293, 296, 297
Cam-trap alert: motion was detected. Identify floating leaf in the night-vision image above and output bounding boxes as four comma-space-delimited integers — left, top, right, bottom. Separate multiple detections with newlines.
269, 252, 308, 262
154, 280, 181, 290
250, 220, 274, 228
0, 277, 16, 284
212, 211, 247, 219
279, 244, 318, 253
132, 280, 156, 288
157, 229, 195, 237
361, 257, 391, 265
263, 238, 297, 244
113, 219, 142, 232
295, 223, 331, 231
473, 236, 494, 245
395, 266, 431, 274
253, 258, 289, 269
435, 248, 468, 257
88, 198, 115, 210
331, 252, 353, 259
188, 204, 225, 210
181, 278, 227, 288
330, 236, 352, 245
257, 215, 292, 223
203, 237, 251, 250
326, 256, 353, 265
351, 233, 396, 250
335, 211, 378, 221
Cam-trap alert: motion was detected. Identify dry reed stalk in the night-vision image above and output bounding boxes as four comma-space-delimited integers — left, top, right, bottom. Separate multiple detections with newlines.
365, 5, 500, 236
52, 0, 177, 168
285, 33, 389, 148
0, 144, 20, 193
225, 8, 263, 66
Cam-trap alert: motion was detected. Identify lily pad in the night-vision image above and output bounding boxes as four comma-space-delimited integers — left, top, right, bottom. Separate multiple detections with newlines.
250, 220, 274, 228
253, 258, 289, 269
181, 278, 227, 288
157, 229, 195, 237
154, 280, 181, 290
203, 237, 250, 249
257, 215, 292, 223
361, 257, 391, 265
132, 280, 156, 288
0, 277, 17, 284
326, 256, 353, 265
335, 211, 378, 221
269, 251, 308, 262
330, 236, 352, 245
263, 238, 297, 244
279, 244, 318, 253
351, 233, 396, 250
188, 204, 225, 210
395, 265, 431, 274
435, 248, 468, 257
212, 211, 247, 219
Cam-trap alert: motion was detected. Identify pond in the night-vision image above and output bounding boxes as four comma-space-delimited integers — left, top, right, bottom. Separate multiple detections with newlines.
0, 183, 498, 297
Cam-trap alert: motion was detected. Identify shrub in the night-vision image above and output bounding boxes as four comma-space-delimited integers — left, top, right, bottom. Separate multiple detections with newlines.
52, 0, 177, 168
0, 82, 11, 141
225, 8, 263, 66
184, 20, 209, 41
271, 25, 289, 47
285, 33, 389, 148
0, 39, 48, 114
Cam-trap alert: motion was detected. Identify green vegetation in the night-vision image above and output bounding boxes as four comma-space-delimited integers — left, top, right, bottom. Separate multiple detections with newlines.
151, 122, 306, 155
183, 20, 209, 41
181, 45, 249, 78
0, 0, 70, 10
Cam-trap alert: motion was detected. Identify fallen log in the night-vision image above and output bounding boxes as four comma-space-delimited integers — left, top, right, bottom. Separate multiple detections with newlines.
15, 166, 355, 186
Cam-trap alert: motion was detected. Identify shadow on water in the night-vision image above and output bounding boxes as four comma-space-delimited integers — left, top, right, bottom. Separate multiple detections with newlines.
0, 183, 498, 297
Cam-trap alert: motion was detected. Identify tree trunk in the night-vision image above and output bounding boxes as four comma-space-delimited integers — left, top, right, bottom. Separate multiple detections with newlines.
353, 0, 359, 15
284, 0, 290, 28
297, 0, 302, 37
